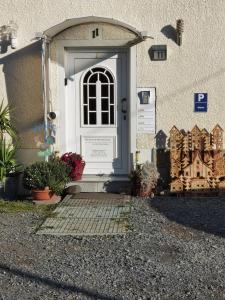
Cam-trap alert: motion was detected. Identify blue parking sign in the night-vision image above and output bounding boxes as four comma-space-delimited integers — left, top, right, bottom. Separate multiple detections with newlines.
194, 93, 207, 112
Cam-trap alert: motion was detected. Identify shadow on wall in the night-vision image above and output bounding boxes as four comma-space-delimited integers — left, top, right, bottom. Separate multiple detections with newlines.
0, 39, 12, 55
0, 41, 44, 164
161, 25, 177, 44
150, 196, 225, 238
155, 130, 170, 190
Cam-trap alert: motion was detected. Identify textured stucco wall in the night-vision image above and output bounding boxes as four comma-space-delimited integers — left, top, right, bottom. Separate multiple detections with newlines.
0, 0, 225, 166
0, 42, 43, 165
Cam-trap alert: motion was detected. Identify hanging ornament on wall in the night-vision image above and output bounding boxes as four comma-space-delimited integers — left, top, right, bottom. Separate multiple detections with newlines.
38, 148, 52, 158
32, 118, 57, 158
46, 135, 55, 145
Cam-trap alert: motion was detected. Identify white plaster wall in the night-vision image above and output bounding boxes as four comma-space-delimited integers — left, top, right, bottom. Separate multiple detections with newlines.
0, 0, 225, 165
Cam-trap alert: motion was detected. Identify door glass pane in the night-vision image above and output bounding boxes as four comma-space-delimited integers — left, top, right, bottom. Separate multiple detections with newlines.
89, 99, 96, 111
83, 85, 87, 104
102, 112, 109, 125
101, 85, 108, 97
92, 67, 105, 73
99, 73, 108, 83
110, 106, 114, 124
84, 70, 92, 83
84, 106, 88, 124
89, 85, 96, 97
110, 85, 114, 103
105, 70, 113, 82
89, 112, 96, 125
101, 99, 109, 111
89, 73, 98, 83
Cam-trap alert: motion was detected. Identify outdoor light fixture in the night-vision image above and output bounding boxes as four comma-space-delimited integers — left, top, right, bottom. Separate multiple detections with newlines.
149, 45, 167, 61
176, 19, 184, 46
0, 20, 18, 52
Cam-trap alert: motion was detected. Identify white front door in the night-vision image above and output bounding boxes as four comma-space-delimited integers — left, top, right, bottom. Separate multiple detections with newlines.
65, 50, 128, 175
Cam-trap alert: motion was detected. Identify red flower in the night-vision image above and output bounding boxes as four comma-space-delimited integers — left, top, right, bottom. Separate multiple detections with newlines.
60, 152, 85, 181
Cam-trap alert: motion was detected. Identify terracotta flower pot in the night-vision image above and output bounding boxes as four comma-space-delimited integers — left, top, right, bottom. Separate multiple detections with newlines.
138, 186, 151, 197
134, 184, 154, 197
32, 188, 54, 201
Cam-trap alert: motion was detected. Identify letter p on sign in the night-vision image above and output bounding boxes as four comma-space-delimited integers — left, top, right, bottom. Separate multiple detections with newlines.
198, 93, 205, 101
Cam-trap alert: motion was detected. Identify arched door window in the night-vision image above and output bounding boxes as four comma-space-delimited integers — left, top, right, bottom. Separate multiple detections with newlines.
82, 67, 115, 126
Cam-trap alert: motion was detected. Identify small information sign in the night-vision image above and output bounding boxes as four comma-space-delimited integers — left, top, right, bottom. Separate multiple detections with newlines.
137, 88, 156, 134
194, 93, 208, 112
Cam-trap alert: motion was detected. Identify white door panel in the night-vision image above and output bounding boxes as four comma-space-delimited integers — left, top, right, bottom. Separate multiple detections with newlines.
66, 50, 128, 175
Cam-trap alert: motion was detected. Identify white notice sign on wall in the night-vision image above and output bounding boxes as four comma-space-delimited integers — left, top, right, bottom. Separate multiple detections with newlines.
82, 136, 115, 162
137, 87, 156, 134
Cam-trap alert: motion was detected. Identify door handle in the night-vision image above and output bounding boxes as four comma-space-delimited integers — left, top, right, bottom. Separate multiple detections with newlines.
121, 98, 127, 113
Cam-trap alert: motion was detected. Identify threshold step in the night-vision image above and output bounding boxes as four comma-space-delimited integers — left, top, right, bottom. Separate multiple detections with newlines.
67, 176, 131, 193
74, 175, 130, 182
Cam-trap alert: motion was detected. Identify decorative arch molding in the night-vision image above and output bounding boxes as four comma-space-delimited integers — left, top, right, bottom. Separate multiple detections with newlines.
44, 16, 152, 46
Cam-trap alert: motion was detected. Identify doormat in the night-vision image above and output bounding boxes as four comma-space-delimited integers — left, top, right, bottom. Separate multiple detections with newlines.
37, 194, 132, 236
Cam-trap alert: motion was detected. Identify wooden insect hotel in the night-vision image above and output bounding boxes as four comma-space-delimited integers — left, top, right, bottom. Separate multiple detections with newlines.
170, 124, 225, 193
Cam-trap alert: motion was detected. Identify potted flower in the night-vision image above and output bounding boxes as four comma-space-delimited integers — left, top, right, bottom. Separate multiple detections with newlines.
130, 161, 159, 197
0, 100, 20, 199
0, 139, 22, 199
60, 152, 85, 181
23, 159, 71, 200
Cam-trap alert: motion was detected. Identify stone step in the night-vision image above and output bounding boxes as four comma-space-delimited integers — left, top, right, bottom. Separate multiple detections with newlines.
67, 175, 131, 193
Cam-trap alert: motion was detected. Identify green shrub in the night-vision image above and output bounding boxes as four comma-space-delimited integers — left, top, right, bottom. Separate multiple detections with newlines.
0, 100, 17, 139
23, 159, 71, 195
0, 139, 21, 182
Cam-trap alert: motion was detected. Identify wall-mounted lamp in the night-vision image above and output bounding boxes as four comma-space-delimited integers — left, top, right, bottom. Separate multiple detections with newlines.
176, 19, 184, 46
0, 20, 18, 52
149, 45, 167, 61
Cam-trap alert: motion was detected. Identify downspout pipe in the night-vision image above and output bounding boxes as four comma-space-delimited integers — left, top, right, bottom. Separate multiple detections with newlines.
41, 35, 50, 161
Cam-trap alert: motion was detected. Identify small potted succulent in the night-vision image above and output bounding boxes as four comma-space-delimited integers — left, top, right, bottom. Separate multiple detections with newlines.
130, 161, 159, 197
23, 159, 71, 200
60, 152, 85, 181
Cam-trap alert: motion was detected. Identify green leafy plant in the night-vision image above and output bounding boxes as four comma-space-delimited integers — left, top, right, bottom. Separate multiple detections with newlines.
23, 159, 71, 195
0, 139, 21, 183
0, 100, 17, 139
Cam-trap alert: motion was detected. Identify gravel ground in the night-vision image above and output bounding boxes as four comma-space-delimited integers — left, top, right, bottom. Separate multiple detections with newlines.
1, 197, 225, 300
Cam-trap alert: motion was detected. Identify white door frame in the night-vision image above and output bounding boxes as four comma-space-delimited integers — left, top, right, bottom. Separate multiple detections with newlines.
55, 40, 137, 174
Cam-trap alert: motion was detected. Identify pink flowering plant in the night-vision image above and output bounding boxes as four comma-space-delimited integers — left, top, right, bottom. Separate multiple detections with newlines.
60, 152, 85, 181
